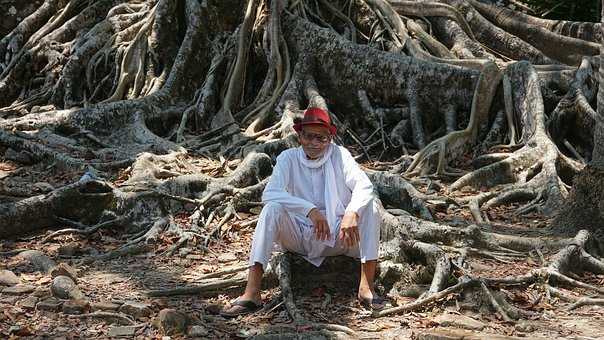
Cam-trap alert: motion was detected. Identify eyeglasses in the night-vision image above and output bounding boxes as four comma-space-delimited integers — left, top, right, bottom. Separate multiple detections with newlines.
299, 130, 331, 144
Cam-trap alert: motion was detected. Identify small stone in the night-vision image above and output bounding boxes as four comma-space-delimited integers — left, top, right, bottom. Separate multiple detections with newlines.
4, 148, 34, 165
36, 297, 63, 312
50, 263, 78, 282
0, 270, 21, 286
58, 243, 81, 257
188, 325, 209, 337
2, 284, 35, 295
185, 254, 203, 260
0, 296, 20, 304
51, 276, 84, 300
91, 300, 120, 311
119, 301, 152, 319
107, 326, 138, 337
179, 248, 192, 257
217, 253, 237, 263
205, 304, 221, 315
62, 299, 89, 315
32, 287, 50, 298
427, 199, 448, 212
433, 312, 486, 331
249, 206, 262, 214
18, 296, 39, 310
515, 320, 536, 333
33, 182, 54, 193
154, 308, 189, 335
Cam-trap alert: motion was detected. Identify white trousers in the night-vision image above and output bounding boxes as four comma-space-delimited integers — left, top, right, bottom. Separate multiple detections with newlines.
249, 200, 380, 270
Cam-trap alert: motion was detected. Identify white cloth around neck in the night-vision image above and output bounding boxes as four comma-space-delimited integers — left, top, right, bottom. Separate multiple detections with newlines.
297, 143, 345, 247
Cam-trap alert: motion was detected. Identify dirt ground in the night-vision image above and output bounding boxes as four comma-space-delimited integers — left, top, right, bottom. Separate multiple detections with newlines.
1, 154, 604, 339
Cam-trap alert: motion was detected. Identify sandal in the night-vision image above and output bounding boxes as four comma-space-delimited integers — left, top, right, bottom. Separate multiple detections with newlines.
358, 295, 388, 311
220, 299, 262, 317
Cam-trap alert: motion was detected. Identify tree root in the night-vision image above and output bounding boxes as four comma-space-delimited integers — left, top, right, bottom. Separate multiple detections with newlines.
405, 61, 502, 176
450, 62, 577, 215
147, 277, 248, 297
69, 312, 137, 326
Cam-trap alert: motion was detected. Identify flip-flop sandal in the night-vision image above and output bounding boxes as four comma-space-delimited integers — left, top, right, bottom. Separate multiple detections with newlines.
358, 295, 388, 311
220, 299, 262, 317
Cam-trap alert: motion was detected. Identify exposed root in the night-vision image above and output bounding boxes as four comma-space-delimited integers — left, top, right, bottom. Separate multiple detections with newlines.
405, 61, 502, 176
146, 277, 248, 297
69, 312, 136, 326
451, 61, 578, 215
376, 276, 475, 317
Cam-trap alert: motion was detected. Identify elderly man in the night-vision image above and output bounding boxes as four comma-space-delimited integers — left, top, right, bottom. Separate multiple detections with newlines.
221, 107, 382, 317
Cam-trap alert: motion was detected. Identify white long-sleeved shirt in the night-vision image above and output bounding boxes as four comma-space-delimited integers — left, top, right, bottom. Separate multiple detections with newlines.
262, 145, 374, 224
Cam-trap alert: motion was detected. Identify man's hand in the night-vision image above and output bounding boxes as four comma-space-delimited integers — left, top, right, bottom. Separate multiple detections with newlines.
308, 208, 330, 241
339, 211, 360, 247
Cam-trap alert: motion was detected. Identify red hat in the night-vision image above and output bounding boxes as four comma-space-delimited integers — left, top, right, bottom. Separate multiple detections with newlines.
293, 107, 337, 135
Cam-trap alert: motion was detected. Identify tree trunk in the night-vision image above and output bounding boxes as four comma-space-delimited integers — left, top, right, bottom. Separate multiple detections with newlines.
552, 1, 604, 240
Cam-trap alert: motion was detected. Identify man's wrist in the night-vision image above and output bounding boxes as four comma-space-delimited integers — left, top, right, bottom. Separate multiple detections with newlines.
307, 207, 317, 217
344, 211, 359, 219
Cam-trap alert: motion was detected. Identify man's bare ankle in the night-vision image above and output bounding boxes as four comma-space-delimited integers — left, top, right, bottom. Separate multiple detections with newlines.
241, 291, 262, 303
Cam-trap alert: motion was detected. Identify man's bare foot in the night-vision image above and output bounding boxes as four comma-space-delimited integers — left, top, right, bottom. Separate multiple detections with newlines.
237, 291, 262, 305
358, 287, 387, 310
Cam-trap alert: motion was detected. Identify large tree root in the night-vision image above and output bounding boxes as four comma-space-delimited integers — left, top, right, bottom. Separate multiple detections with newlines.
1, 0, 602, 335
377, 229, 602, 317
450, 62, 580, 216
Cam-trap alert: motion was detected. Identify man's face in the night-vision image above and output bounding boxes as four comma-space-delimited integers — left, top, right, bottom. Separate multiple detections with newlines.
298, 125, 331, 159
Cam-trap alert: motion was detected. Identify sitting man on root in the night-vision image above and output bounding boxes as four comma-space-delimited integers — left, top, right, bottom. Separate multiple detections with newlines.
221, 107, 382, 317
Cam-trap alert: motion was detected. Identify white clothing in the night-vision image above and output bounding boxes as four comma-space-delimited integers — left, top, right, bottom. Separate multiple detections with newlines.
249, 144, 380, 269
295, 144, 344, 247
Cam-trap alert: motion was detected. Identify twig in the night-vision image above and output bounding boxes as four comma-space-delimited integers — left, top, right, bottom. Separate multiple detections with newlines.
42, 217, 127, 242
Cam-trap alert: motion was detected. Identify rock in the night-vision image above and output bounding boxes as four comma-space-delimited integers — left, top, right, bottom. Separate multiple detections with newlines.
515, 320, 536, 333
2, 284, 35, 295
154, 309, 189, 335
433, 312, 486, 331
33, 182, 54, 193
32, 287, 50, 298
37, 297, 63, 312
186, 254, 203, 260
217, 253, 237, 263
0, 296, 20, 304
427, 199, 449, 212
107, 326, 138, 337
0, 270, 21, 286
205, 304, 222, 315
58, 243, 81, 257
4, 148, 34, 164
91, 300, 120, 311
179, 247, 192, 257
119, 301, 152, 319
51, 276, 84, 300
188, 325, 209, 337
62, 299, 89, 315
50, 263, 78, 282
18, 296, 39, 310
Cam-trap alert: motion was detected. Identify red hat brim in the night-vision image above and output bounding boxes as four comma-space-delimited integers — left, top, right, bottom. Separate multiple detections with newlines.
293, 121, 337, 135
